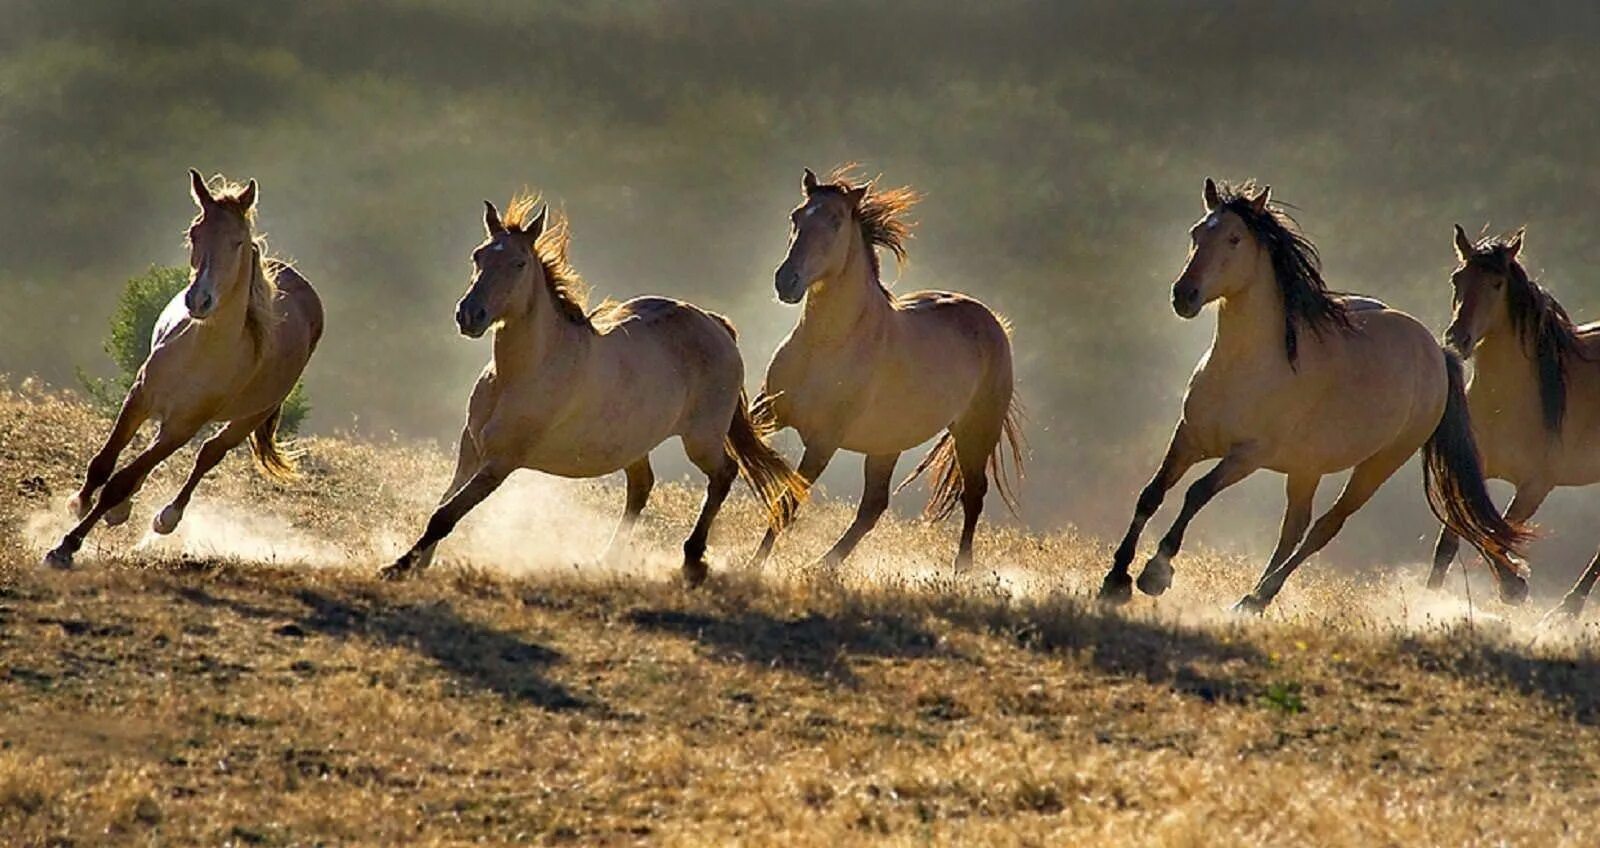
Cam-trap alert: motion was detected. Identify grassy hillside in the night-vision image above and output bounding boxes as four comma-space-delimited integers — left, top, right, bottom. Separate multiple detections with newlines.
4, 383, 1600, 845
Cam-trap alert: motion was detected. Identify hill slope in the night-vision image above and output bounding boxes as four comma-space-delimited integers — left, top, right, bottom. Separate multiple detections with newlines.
3, 383, 1600, 845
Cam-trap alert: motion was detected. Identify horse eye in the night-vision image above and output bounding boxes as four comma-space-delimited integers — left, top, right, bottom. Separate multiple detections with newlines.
1228, 235, 1242, 246
515, 259, 527, 269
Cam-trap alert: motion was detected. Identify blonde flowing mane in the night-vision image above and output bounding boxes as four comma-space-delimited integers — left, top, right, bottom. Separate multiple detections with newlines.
191, 176, 279, 351
502, 193, 592, 326
820, 165, 921, 294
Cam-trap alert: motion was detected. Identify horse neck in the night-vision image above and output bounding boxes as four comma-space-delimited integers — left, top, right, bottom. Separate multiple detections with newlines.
1473, 321, 1538, 388
493, 280, 589, 382
799, 229, 891, 341
199, 249, 261, 345
1211, 256, 1287, 364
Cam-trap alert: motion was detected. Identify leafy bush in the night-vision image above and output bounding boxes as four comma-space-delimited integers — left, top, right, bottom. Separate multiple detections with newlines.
78, 265, 310, 434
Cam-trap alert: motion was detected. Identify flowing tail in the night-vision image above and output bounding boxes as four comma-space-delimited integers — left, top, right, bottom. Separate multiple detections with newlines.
896, 397, 1026, 522
248, 403, 300, 482
1422, 349, 1532, 596
727, 391, 808, 531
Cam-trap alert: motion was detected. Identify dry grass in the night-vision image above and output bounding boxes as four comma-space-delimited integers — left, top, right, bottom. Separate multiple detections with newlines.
4, 378, 1600, 846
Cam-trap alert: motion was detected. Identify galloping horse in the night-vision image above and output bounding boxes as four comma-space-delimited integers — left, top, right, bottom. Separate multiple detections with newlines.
1431, 226, 1600, 620
747, 167, 1022, 571
1099, 179, 1528, 612
45, 170, 324, 567
382, 195, 805, 584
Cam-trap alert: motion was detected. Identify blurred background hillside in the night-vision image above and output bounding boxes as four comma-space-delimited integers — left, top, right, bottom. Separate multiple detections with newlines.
5, 0, 1600, 578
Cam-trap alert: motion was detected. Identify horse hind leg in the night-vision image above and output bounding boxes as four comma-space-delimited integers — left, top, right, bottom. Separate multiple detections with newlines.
950, 422, 1003, 570
681, 433, 738, 587
1546, 548, 1600, 623
602, 457, 654, 564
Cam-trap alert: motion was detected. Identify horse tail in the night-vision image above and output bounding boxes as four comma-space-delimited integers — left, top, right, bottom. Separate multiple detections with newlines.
705, 311, 808, 531
897, 394, 1026, 522
727, 390, 808, 531
248, 403, 300, 482
1421, 349, 1531, 596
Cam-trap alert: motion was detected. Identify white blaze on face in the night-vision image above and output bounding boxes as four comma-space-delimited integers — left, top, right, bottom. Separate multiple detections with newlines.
491, 242, 506, 252
1204, 211, 1222, 230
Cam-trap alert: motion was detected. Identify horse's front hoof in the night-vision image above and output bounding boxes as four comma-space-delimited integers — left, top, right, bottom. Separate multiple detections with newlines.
682, 559, 709, 588
103, 498, 133, 527
1098, 572, 1133, 606
1497, 573, 1530, 606
152, 505, 183, 536
1231, 594, 1269, 616
1135, 556, 1173, 596
42, 544, 76, 570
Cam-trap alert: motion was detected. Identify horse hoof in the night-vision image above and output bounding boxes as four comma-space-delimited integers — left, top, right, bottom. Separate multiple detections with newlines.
103, 499, 133, 527
1135, 557, 1173, 596
1497, 574, 1530, 606
152, 505, 183, 535
378, 557, 416, 582
1231, 595, 1269, 616
1098, 573, 1133, 606
682, 559, 709, 588
42, 546, 75, 570
1541, 597, 1586, 628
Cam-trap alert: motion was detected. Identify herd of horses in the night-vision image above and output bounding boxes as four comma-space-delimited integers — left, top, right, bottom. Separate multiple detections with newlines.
36, 168, 1600, 622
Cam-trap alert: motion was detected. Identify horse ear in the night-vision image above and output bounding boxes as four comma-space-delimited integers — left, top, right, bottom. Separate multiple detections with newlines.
1454, 224, 1474, 261
189, 168, 214, 208
1202, 177, 1221, 212
802, 167, 819, 194
1249, 185, 1272, 214
1506, 227, 1525, 260
483, 200, 505, 235
238, 178, 258, 210
524, 204, 548, 240
845, 185, 868, 207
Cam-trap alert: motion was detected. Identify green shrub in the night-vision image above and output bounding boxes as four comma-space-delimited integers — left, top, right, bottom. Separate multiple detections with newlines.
77, 265, 310, 434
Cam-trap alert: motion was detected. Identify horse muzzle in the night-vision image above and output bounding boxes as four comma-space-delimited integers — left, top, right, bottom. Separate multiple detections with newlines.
1443, 324, 1475, 357
774, 267, 807, 305
1172, 285, 1203, 319
184, 286, 216, 320
455, 302, 491, 338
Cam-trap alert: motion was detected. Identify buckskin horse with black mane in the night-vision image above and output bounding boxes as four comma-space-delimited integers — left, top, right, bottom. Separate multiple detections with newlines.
1099, 178, 1528, 612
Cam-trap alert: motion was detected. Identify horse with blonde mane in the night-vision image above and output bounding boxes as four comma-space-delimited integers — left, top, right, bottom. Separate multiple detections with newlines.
381, 195, 805, 584
1099, 178, 1528, 612
747, 167, 1022, 571
1431, 226, 1600, 621
44, 170, 324, 567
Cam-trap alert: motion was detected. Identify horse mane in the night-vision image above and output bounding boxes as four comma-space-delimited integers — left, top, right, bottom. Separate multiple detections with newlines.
191, 177, 279, 352
815, 165, 920, 297
1465, 233, 1586, 432
502, 193, 592, 327
1213, 180, 1352, 366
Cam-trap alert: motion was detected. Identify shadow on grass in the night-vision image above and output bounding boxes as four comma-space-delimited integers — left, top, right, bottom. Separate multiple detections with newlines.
1401, 633, 1600, 725
171, 581, 593, 713
626, 582, 1265, 702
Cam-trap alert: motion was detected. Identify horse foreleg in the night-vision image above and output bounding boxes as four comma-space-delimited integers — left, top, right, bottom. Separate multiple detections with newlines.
1135, 445, 1258, 597
1547, 548, 1600, 623
602, 458, 655, 564
45, 425, 193, 568
817, 452, 899, 569
1426, 528, 1461, 589
1100, 424, 1202, 603
413, 426, 482, 571
153, 413, 271, 535
382, 467, 507, 580
747, 443, 835, 569
69, 392, 149, 519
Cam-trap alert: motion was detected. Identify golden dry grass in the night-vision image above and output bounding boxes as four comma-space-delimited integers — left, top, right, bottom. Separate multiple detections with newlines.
4, 379, 1600, 846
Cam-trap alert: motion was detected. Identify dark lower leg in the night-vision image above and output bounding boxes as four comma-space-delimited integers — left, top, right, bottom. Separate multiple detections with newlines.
819, 453, 897, 566
1102, 429, 1198, 600
748, 444, 834, 567
954, 470, 988, 570
1553, 551, 1600, 618
71, 396, 147, 516
47, 431, 189, 565
682, 460, 737, 585
383, 470, 506, 578
1427, 528, 1461, 589
1136, 452, 1257, 595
